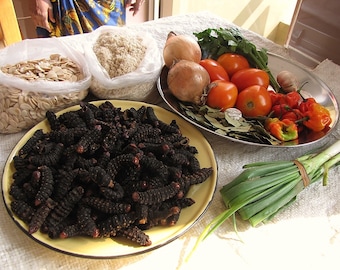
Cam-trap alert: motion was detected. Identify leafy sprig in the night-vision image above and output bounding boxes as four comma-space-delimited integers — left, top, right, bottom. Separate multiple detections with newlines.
194, 28, 281, 92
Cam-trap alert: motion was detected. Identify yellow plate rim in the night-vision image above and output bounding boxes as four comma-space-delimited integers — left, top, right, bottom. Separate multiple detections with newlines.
2, 100, 218, 259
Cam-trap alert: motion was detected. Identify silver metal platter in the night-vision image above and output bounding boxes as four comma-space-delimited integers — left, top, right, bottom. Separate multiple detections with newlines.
157, 53, 339, 147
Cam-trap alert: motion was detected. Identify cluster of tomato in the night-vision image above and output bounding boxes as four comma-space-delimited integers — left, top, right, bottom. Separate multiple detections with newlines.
199, 53, 332, 142
200, 53, 272, 117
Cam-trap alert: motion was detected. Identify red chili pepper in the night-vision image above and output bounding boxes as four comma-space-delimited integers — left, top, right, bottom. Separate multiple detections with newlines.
284, 91, 301, 109
281, 109, 304, 122
265, 118, 298, 141
298, 97, 317, 113
269, 91, 301, 108
269, 91, 285, 106
269, 91, 286, 105
302, 102, 332, 132
271, 104, 291, 118
281, 109, 304, 132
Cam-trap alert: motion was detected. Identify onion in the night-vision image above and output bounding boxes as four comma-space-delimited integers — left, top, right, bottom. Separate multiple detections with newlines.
277, 70, 299, 92
163, 32, 202, 68
167, 60, 210, 105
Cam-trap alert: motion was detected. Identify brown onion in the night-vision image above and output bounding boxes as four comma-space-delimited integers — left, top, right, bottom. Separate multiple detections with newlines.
277, 70, 299, 92
167, 60, 210, 105
163, 32, 202, 68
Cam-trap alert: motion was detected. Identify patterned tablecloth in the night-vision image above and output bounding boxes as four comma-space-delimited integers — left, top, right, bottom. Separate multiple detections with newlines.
0, 12, 339, 270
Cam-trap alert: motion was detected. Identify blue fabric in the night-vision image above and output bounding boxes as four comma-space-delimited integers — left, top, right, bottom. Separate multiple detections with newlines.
40, 0, 126, 37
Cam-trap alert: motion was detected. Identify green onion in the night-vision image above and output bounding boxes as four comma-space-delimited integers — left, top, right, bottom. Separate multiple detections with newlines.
187, 140, 340, 260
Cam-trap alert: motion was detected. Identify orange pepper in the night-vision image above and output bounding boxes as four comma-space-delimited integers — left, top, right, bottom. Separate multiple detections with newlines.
302, 102, 332, 132
265, 118, 298, 141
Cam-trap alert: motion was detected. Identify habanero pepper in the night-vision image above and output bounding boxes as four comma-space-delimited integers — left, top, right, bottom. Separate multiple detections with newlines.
281, 109, 304, 122
265, 118, 298, 142
284, 91, 301, 109
281, 109, 304, 132
298, 97, 317, 113
269, 91, 301, 108
269, 91, 285, 106
302, 102, 332, 132
272, 104, 292, 118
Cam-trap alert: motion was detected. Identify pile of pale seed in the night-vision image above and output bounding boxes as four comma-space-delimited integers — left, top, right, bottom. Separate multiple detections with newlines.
0, 54, 83, 82
90, 32, 152, 100
93, 32, 146, 78
0, 85, 88, 134
0, 54, 88, 134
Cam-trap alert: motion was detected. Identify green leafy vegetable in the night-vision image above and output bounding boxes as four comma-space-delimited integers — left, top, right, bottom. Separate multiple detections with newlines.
194, 27, 281, 92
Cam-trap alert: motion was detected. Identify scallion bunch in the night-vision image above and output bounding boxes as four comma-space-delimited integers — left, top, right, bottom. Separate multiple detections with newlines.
189, 140, 340, 258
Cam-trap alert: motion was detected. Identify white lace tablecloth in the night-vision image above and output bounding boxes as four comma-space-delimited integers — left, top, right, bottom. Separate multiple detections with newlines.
1, 12, 339, 270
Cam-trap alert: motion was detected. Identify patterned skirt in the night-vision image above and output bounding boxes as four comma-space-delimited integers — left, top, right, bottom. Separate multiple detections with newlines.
38, 0, 126, 37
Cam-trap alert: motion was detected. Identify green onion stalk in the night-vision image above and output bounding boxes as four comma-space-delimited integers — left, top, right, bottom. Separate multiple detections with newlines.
187, 139, 340, 260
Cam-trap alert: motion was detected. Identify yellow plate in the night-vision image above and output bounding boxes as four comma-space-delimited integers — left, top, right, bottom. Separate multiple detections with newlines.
2, 100, 217, 258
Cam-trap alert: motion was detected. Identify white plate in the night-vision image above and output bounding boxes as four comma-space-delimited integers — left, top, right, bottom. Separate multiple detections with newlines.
157, 53, 339, 147
2, 100, 217, 258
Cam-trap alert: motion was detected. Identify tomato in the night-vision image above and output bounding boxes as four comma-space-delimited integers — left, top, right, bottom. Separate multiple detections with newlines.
231, 68, 270, 92
206, 80, 238, 111
217, 53, 250, 77
235, 85, 272, 117
199, 59, 230, 82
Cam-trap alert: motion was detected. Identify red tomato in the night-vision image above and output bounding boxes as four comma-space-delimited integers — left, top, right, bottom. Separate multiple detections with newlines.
235, 85, 272, 117
206, 80, 238, 111
199, 59, 230, 81
231, 68, 270, 92
217, 53, 250, 77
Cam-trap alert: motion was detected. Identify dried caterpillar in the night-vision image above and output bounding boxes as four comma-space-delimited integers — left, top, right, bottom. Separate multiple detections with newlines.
9, 101, 213, 247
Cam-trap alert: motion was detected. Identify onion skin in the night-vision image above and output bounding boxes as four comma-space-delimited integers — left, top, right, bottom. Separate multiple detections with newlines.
167, 60, 210, 105
163, 32, 202, 68
277, 70, 299, 92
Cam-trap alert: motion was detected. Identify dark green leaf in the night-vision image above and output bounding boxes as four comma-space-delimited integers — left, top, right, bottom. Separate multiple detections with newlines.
193, 27, 281, 91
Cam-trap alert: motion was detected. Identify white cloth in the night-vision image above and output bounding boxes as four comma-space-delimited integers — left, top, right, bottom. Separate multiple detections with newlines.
0, 12, 339, 270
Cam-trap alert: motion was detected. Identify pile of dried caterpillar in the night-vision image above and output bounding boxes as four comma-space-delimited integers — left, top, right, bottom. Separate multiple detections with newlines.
9, 101, 213, 246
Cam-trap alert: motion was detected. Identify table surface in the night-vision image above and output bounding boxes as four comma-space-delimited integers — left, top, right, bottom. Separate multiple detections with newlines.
1, 12, 339, 270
